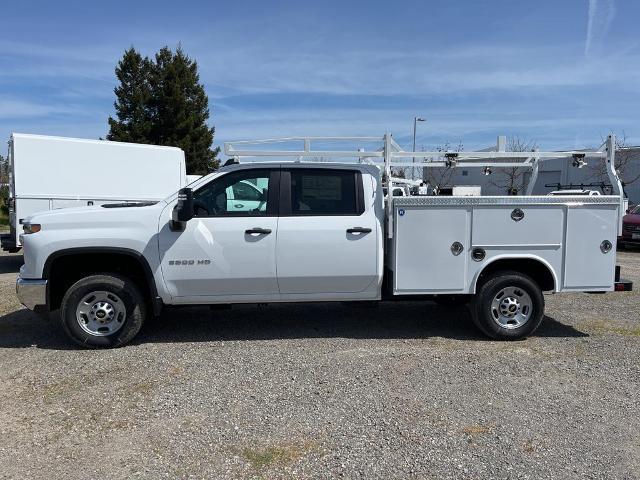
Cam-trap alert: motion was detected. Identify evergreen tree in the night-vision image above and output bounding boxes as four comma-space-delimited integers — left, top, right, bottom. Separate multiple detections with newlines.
107, 48, 152, 143
107, 46, 220, 174
149, 46, 220, 174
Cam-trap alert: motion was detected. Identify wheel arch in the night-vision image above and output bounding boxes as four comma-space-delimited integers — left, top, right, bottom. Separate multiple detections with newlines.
472, 255, 558, 293
43, 247, 161, 314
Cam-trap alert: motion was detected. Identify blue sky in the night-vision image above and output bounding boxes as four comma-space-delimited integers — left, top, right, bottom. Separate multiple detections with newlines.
0, 0, 638, 155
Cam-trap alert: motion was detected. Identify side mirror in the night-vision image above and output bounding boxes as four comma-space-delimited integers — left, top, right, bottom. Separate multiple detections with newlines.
172, 188, 194, 228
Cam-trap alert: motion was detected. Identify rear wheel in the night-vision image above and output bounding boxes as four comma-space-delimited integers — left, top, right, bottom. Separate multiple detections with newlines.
470, 271, 544, 340
60, 274, 146, 348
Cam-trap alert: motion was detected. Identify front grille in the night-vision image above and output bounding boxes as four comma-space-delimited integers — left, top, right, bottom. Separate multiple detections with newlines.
623, 224, 640, 232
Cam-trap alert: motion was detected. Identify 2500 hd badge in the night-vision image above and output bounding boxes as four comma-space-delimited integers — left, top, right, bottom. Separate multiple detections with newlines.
168, 259, 211, 266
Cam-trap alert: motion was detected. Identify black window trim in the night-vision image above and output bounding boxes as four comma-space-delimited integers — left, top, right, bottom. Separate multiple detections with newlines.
192, 168, 280, 218
279, 167, 365, 217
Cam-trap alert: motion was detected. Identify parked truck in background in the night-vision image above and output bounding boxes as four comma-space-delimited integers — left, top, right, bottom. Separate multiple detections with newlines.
1, 134, 187, 252
14, 134, 632, 348
452, 185, 482, 196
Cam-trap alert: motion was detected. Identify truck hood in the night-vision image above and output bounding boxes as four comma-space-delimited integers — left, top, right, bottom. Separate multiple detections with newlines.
623, 213, 640, 226
25, 200, 167, 227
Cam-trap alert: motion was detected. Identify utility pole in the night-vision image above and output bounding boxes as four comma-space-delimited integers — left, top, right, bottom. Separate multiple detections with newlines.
412, 117, 426, 179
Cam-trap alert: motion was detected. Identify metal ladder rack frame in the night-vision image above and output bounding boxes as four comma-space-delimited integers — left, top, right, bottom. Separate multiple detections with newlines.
225, 134, 623, 237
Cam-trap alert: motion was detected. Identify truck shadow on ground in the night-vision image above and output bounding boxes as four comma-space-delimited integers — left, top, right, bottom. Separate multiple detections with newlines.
0, 302, 587, 350
0, 254, 22, 274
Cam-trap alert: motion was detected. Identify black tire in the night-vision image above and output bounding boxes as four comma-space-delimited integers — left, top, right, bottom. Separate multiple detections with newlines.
60, 274, 146, 348
470, 271, 544, 340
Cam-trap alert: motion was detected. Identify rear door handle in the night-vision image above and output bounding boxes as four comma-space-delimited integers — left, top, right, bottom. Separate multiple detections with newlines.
347, 227, 372, 234
245, 227, 272, 235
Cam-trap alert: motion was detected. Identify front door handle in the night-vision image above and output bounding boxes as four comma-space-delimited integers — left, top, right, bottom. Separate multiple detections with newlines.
245, 227, 272, 235
347, 227, 372, 234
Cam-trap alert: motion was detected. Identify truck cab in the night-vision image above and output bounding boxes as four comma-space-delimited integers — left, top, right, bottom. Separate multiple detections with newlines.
160, 163, 383, 303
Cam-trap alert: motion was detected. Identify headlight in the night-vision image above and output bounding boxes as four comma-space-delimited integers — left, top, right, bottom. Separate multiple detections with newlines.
23, 223, 41, 234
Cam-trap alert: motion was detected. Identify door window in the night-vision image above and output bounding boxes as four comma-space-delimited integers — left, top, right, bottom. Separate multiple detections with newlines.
193, 169, 272, 217
288, 169, 362, 215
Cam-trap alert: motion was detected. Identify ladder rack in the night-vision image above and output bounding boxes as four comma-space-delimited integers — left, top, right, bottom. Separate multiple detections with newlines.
224, 133, 624, 236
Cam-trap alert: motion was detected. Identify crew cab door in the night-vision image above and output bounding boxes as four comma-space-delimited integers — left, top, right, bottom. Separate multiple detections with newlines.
158, 168, 280, 301
276, 168, 379, 298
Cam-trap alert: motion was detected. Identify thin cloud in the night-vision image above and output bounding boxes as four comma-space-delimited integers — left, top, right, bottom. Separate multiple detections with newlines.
0, 98, 91, 119
585, 0, 616, 57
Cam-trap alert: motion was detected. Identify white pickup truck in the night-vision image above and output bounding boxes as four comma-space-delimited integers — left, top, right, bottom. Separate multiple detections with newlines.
15, 135, 632, 348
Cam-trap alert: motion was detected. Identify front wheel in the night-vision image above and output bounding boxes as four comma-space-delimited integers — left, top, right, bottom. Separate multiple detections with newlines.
470, 271, 544, 340
60, 274, 147, 348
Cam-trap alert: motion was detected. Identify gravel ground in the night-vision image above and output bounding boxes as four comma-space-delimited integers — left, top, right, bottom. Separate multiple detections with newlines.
0, 247, 639, 479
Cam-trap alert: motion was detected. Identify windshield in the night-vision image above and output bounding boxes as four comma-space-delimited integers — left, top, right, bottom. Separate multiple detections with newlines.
631, 205, 640, 214
162, 170, 225, 203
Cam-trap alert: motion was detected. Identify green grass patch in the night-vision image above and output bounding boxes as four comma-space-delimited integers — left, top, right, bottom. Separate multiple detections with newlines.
583, 319, 640, 337
463, 424, 492, 435
241, 441, 316, 471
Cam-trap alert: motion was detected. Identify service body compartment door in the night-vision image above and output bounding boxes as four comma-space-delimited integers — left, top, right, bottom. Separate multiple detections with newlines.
563, 205, 618, 290
394, 206, 471, 293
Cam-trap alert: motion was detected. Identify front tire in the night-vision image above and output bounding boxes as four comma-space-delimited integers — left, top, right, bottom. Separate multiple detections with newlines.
470, 271, 544, 340
60, 274, 146, 348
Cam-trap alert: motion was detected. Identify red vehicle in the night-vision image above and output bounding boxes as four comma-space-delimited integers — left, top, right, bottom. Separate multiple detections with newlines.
620, 204, 640, 248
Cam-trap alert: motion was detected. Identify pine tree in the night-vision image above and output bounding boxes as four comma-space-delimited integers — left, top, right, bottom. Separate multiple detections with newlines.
107, 46, 220, 174
107, 48, 153, 143
149, 46, 220, 174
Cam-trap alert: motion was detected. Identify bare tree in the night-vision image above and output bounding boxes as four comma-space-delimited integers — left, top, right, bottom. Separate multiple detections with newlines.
587, 132, 640, 191
392, 167, 407, 179
423, 141, 463, 190
489, 137, 537, 195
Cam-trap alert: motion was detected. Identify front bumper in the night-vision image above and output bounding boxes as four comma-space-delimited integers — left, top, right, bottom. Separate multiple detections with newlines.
16, 277, 47, 310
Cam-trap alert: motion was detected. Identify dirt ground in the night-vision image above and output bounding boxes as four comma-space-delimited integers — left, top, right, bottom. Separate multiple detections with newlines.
0, 247, 638, 479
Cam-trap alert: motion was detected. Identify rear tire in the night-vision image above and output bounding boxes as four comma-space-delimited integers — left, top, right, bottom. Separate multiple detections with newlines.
470, 271, 544, 340
60, 274, 146, 348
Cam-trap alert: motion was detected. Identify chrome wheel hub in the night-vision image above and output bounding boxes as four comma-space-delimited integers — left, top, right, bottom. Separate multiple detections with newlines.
76, 291, 126, 336
490, 287, 532, 330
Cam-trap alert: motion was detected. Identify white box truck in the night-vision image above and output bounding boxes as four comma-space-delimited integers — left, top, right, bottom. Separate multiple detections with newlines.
452, 185, 482, 196
1, 134, 187, 252
15, 134, 632, 348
